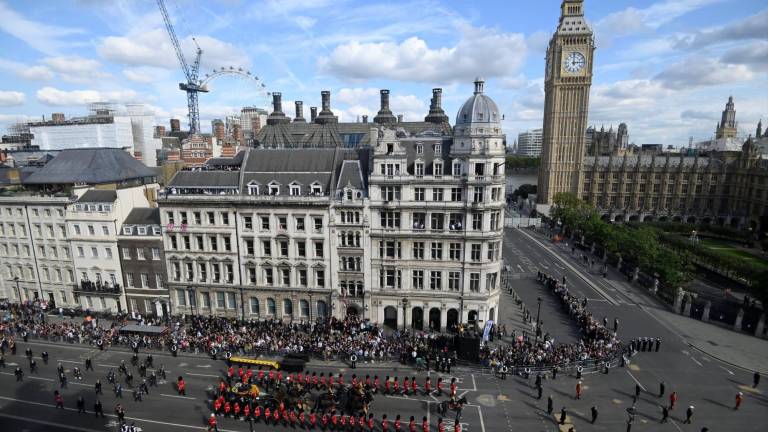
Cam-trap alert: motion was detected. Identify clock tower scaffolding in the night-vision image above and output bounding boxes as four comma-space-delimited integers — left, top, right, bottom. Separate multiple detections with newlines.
538, 0, 595, 204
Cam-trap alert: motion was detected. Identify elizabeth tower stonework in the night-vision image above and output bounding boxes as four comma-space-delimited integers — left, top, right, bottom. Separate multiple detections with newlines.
538, 0, 595, 204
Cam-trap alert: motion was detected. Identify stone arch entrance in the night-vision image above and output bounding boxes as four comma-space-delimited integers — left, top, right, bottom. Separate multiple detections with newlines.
628, 215, 640, 222
346, 304, 359, 317
468, 310, 478, 326
614, 214, 625, 222
686, 216, 697, 224
643, 215, 655, 222
411, 307, 424, 330
658, 216, 669, 222
489, 307, 496, 322
383, 306, 397, 329
447, 308, 459, 332
673, 215, 682, 222
429, 308, 441, 332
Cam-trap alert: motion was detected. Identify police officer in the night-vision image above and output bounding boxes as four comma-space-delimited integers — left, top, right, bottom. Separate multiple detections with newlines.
145, 354, 154, 368
14, 366, 23, 381
77, 395, 86, 413
95, 379, 103, 395
94, 399, 104, 417
85, 357, 94, 371
29, 358, 37, 374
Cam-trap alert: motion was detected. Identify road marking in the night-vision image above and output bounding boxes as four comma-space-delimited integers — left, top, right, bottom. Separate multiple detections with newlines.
701, 356, 711, 362
458, 390, 469, 398
691, 357, 703, 367
0, 395, 239, 431
626, 371, 646, 392
670, 419, 684, 432
160, 393, 197, 400
187, 372, 220, 378
681, 350, 690, 356
475, 404, 487, 432
470, 374, 477, 392
0, 412, 105, 432
719, 366, 734, 375
517, 264, 524, 272
58, 359, 82, 364
195, 364, 211, 368
97, 364, 118, 368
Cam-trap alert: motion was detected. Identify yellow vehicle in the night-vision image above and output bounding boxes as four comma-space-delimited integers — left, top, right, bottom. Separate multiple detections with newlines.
229, 356, 280, 370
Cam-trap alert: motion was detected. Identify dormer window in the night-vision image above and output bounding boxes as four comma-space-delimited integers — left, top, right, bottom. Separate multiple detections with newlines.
477, 112, 483, 121
122, 227, 132, 235
415, 162, 424, 177
137, 226, 147, 235
247, 182, 259, 195
269, 183, 280, 196
290, 184, 301, 196
434, 161, 443, 177
311, 183, 323, 195
415, 144, 423, 154
434, 144, 442, 154
387, 143, 394, 154
152, 227, 161, 235
346, 189, 353, 200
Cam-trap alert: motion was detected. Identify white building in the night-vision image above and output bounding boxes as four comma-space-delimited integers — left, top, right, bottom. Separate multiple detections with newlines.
28, 103, 161, 167
517, 128, 543, 157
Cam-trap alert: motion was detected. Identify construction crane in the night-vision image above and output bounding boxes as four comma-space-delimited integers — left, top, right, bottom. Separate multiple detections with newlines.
157, 0, 207, 134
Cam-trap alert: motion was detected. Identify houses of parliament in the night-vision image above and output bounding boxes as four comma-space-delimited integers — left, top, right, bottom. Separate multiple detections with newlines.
538, 0, 768, 231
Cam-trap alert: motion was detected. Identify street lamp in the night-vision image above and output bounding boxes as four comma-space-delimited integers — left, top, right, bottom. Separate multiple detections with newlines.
534, 296, 543, 344
12, 276, 22, 303
187, 286, 196, 317
401, 297, 408, 331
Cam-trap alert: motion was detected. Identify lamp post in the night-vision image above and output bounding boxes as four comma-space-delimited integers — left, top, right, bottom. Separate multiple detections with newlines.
187, 286, 196, 317
401, 297, 408, 331
534, 296, 543, 344
12, 276, 22, 304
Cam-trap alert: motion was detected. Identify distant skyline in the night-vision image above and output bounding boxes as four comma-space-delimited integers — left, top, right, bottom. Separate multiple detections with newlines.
0, 0, 765, 146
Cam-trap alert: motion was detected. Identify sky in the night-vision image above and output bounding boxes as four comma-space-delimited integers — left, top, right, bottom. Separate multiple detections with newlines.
0, 0, 766, 146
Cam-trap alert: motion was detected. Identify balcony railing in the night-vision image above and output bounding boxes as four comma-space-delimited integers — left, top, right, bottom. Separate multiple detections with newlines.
76, 280, 121, 294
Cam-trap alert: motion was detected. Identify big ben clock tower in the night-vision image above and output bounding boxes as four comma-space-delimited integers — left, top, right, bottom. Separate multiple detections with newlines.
538, 0, 594, 205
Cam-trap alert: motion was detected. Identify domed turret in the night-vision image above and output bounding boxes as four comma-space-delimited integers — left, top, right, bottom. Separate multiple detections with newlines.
455, 77, 502, 136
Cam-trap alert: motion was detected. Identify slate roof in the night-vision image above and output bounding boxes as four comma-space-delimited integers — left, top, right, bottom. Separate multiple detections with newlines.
243, 148, 340, 172
337, 160, 365, 190
24, 148, 155, 185
78, 189, 117, 203
168, 171, 240, 188
123, 208, 160, 226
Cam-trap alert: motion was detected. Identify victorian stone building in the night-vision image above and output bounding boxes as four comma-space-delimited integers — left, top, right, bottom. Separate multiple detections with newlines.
159, 81, 505, 329
538, 1, 768, 231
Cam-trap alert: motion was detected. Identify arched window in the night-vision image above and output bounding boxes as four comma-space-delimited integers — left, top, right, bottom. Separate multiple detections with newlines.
250, 297, 260, 315
267, 298, 276, 315
300, 299, 310, 317
283, 299, 293, 315
316, 300, 328, 317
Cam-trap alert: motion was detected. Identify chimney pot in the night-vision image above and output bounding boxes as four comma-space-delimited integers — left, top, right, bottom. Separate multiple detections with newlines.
294, 101, 305, 122
397, 114, 403, 123
380, 89, 390, 110
362, 115, 368, 123
310, 107, 318, 122
321, 91, 331, 111
272, 92, 283, 114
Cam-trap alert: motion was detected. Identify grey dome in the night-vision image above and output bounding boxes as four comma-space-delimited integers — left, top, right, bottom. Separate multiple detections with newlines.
455, 77, 501, 128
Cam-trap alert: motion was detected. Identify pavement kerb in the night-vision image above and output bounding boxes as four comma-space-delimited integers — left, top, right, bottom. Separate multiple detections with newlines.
683, 340, 764, 375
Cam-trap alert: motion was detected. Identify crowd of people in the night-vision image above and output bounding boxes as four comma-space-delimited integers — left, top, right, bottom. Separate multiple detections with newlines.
481, 272, 625, 371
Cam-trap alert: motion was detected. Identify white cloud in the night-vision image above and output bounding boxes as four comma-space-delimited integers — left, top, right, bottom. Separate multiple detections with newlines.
36, 87, 138, 106
674, 9, 768, 50
0, 1, 84, 55
720, 41, 768, 72
294, 16, 317, 30
597, 0, 724, 40
318, 23, 526, 83
98, 29, 250, 71
123, 66, 170, 83
18, 65, 54, 81
0, 90, 25, 106
332, 87, 427, 121
42, 56, 110, 83
655, 58, 755, 89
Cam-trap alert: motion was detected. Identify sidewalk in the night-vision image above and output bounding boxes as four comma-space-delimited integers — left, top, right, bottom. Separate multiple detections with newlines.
646, 304, 768, 375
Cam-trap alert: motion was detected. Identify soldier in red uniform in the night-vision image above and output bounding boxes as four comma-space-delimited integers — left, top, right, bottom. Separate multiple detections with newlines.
264, 406, 271, 423
254, 404, 262, 422
213, 397, 222, 414
394, 414, 402, 432
272, 406, 280, 424
337, 373, 344, 387
403, 377, 410, 395
340, 412, 348, 430
450, 378, 457, 398
365, 375, 371, 388
223, 401, 231, 417
312, 372, 319, 388
321, 411, 329, 430
299, 410, 306, 427
258, 368, 265, 383
208, 413, 218, 432
437, 418, 445, 432
329, 374, 336, 389
233, 401, 241, 418
424, 377, 432, 395
177, 376, 186, 395
422, 416, 429, 432
218, 379, 226, 395
408, 416, 416, 432
348, 413, 356, 430
382, 414, 389, 432
309, 410, 317, 429
437, 378, 444, 395
374, 375, 380, 393
331, 410, 339, 430
320, 373, 327, 389
289, 409, 297, 427
394, 376, 400, 394
385, 376, 391, 394
243, 402, 250, 420
411, 376, 418, 394
367, 413, 375, 431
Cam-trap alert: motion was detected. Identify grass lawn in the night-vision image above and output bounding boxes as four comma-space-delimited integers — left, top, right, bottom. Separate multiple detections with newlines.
697, 237, 768, 271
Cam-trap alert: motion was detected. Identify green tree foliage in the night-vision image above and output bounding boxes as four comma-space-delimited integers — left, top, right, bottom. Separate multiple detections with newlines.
505, 155, 540, 169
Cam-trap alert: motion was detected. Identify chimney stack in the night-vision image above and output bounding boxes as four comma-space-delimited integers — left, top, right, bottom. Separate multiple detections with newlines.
310, 107, 318, 122
374, 89, 397, 124
315, 91, 338, 124
362, 115, 368, 123
267, 92, 290, 125
425, 87, 449, 124
397, 114, 403, 123
294, 101, 306, 123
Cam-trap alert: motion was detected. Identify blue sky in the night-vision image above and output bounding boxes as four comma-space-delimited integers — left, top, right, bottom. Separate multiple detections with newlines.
0, 0, 765, 146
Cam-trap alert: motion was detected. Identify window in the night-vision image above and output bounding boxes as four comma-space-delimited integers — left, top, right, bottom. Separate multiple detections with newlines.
248, 183, 260, 195
279, 240, 289, 257
382, 186, 401, 201
415, 143, 423, 154
470, 273, 480, 292
126, 273, 135, 287
298, 269, 307, 286
412, 270, 424, 289
91, 247, 98, 258
296, 240, 306, 257
281, 268, 290, 285
430, 271, 442, 290
452, 162, 462, 176
167, 212, 176, 225
380, 268, 401, 288
122, 247, 131, 259
434, 162, 443, 177
264, 268, 274, 285
201, 292, 211, 308
296, 217, 305, 231
451, 188, 462, 202
172, 262, 181, 281
263, 240, 272, 256
140, 273, 149, 288
449, 243, 462, 260
315, 269, 325, 287
381, 211, 400, 228
136, 248, 145, 260
473, 187, 484, 203
183, 236, 191, 250
313, 217, 323, 231
430, 213, 444, 230
490, 212, 500, 230
283, 299, 293, 315
487, 272, 498, 291
225, 264, 234, 283
217, 292, 226, 308
223, 236, 231, 252
74, 225, 82, 235
472, 213, 482, 230
250, 298, 260, 315
88, 225, 95, 235
431, 242, 443, 260
415, 162, 424, 177
212, 263, 221, 283
248, 267, 256, 283
151, 247, 160, 260
488, 242, 499, 260
193, 212, 201, 225
177, 290, 187, 306
137, 226, 147, 235
170, 236, 178, 250
300, 299, 310, 317
449, 214, 463, 231
105, 247, 113, 259
412, 212, 426, 230
245, 239, 255, 255
185, 262, 194, 281
267, 298, 276, 315
195, 235, 203, 250
156, 274, 163, 288
413, 242, 425, 259
448, 272, 460, 291
269, 184, 280, 195
432, 188, 444, 201
278, 216, 287, 231
414, 187, 425, 201
380, 240, 401, 258
290, 184, 301, 196
260, 216, 270, 230
102, 225, 109, 235
311, 184, 323, 195
314, 241, 324, 258
243, 216, 252, 230
207, 212, 215, 224
471, 244, 481, 261
227, 292, 236, 309
210, 236, 218, 251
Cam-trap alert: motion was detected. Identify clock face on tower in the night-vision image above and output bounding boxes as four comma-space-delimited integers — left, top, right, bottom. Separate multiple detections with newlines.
563, 51, 586, 73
